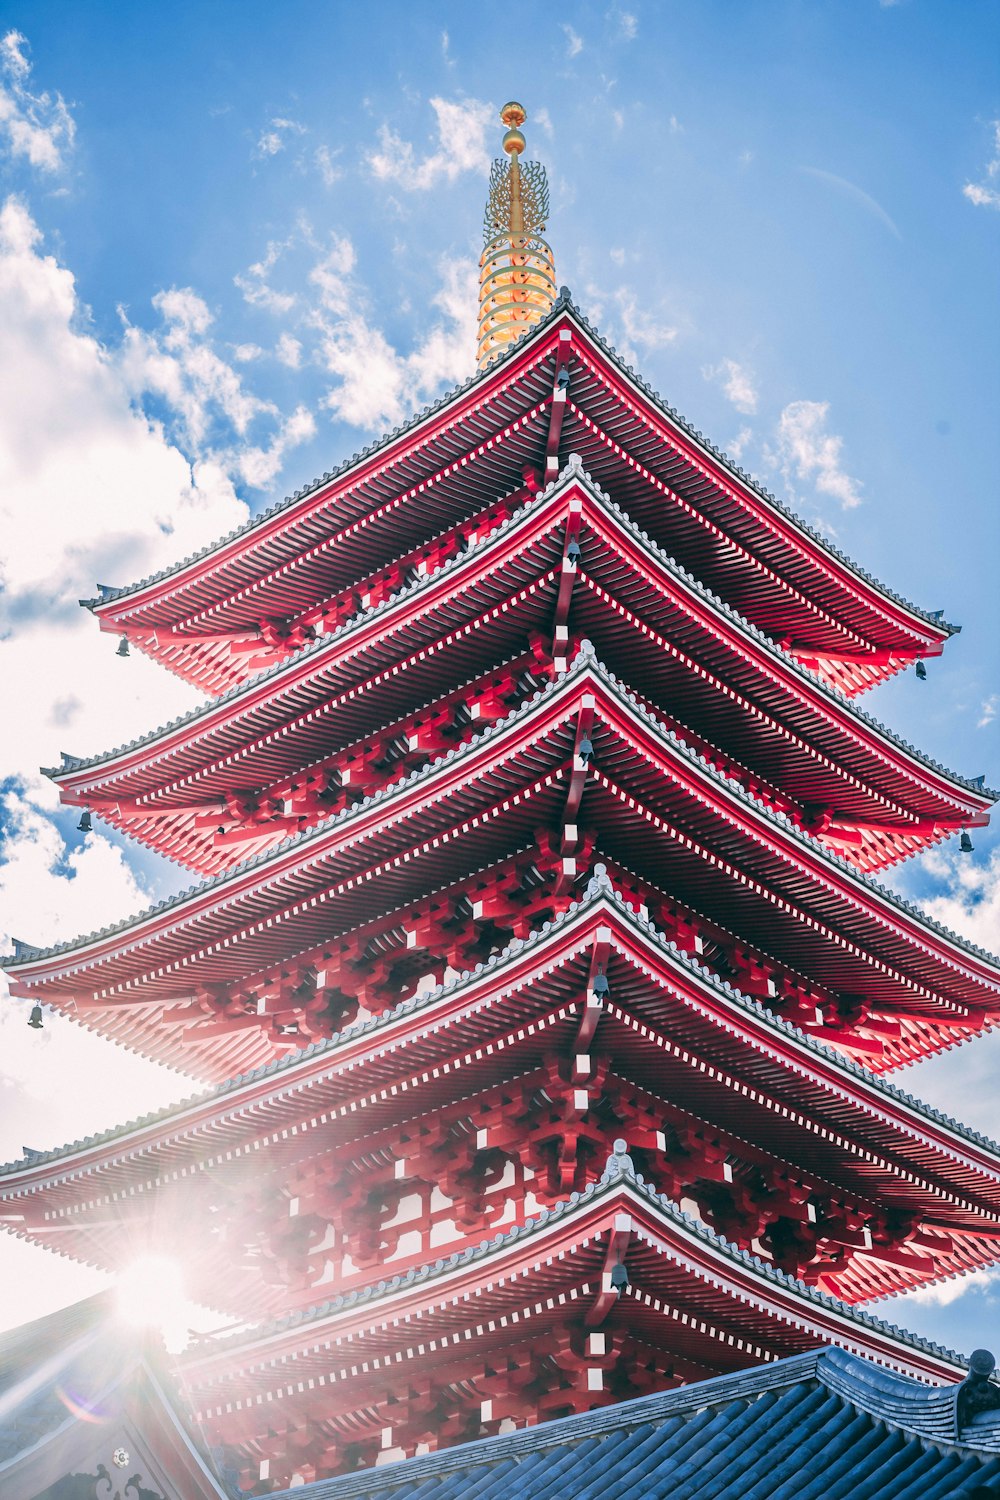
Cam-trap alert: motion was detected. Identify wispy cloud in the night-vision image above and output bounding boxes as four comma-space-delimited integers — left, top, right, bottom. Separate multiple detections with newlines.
563, 24, 584, 58
978, 695, 999, 729
704, 358, 758, 415
314, 144, 342, 187
963, 120, 1000, 210
254, 115, 306, 160
769, 400, 863, 510
235, 236, 297, 313
308, 231, 478, 429
609, 8, 638, 40
367, 96, 493, 192
800, 166, 901, 239
0, 30, 75, 173
905, 1266, 1000, 1307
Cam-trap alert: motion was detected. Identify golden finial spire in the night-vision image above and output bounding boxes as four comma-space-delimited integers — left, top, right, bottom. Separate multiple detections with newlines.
477, 101, 557, 368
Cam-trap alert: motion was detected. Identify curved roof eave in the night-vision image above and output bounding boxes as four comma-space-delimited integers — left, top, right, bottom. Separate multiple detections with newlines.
85, 292, 956, 647
13, 647, 999, 979
174, 1150, 964, 1377
3, 876, 998, 1183
51, 464, 995, 811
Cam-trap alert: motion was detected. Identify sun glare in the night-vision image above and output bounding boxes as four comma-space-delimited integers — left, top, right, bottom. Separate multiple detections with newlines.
116, 1255, 190, 1351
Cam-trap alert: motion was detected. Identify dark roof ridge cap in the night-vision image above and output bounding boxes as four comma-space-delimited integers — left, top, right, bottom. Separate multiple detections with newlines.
266, 1351, 829, 1498
178, 1160, 963, 1370
5, 874, 997, 1187
264, 1341, 992, 1499
85, 299, 572, 611
558, 301, 959, 638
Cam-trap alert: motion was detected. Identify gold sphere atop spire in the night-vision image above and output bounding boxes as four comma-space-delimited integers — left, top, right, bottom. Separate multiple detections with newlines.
502, 127, 526, 156
499, 101, 527, 128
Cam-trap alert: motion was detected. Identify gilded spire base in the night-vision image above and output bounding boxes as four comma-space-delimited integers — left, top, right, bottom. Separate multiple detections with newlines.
477, 103, 557, 369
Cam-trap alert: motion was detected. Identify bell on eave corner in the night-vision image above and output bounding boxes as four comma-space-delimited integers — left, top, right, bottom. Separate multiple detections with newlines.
960, 830, 974, 854
915, 659, 927, 681
116, 636, 130, 658
611, 1262, 629, 1293
77, 809, 92, 834
27, 1005, 43, 1030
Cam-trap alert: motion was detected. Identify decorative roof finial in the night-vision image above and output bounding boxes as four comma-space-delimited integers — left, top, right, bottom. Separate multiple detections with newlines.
477, 101, 557, 369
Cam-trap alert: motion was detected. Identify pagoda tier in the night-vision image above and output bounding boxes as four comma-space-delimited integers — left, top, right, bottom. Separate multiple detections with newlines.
11, 655, 1000, 1078
52, 466, 993, 880
5, 881, 1000, 1321
171, 1156, 967, 1491
83, 300, 954, 701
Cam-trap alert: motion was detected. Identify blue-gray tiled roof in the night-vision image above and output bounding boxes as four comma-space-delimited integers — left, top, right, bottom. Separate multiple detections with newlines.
269, 1346, 1000, 1500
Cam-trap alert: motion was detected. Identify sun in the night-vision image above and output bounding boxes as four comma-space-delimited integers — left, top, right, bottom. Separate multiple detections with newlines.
116, 1255, 190, 1351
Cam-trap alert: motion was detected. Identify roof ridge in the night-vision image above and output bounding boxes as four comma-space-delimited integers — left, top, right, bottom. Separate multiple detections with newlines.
54, 460, 994, 806
4, 874, 997, 1181
177, 1146, 964, 1369
86, 292, 954, 640
15, 642, 998, 972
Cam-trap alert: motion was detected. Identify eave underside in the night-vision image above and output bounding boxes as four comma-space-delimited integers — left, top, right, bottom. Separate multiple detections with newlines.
88, 307, 952, 700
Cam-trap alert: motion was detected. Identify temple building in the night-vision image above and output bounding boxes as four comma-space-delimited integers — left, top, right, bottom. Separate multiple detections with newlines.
3, 103, 1000, 1497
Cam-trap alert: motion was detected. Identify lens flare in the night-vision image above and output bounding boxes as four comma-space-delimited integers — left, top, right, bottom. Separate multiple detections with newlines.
116, 1255, 190, 1350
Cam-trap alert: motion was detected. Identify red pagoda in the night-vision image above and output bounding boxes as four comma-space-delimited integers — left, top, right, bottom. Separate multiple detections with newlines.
3, 102, 1000, 1493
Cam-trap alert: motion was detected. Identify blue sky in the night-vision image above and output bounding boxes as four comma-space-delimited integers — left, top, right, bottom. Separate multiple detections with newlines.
0, 2, 997, 1359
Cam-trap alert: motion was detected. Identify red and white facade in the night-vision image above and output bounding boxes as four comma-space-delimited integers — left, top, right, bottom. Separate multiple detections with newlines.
3, 295, 998, 1492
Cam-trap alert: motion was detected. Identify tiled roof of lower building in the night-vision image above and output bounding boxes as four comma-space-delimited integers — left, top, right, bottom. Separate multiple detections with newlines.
272, 1346, 1000, 1500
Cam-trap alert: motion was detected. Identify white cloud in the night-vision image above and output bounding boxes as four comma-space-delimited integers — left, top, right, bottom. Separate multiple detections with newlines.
367, 96, 493, 192
978, 695, 999, 729
771, 399, 863, 510
235, 237, 297, 314
254, 115, 306, 160
0, 29, 75, 173
309, 233, 478, 430
619, 12, 638, 41
903, 1266, 1000, 1307
229, 402, 316, 489
609, 247, 626, 266
120, 286, 276, 449
615, 289, 678, 356
231, 341, 263, 362
704, 357, 758, 415
917, 845, 1000, 957
0, 200, 248, 624
276, 331, 302, 368
563, 24, 584, 57
727, 425, 753, 462
314, 143, 342, 187
963, 120, 1000, 211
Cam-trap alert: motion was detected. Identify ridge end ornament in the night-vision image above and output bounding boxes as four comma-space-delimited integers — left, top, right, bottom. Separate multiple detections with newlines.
477, 101, 557, 368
